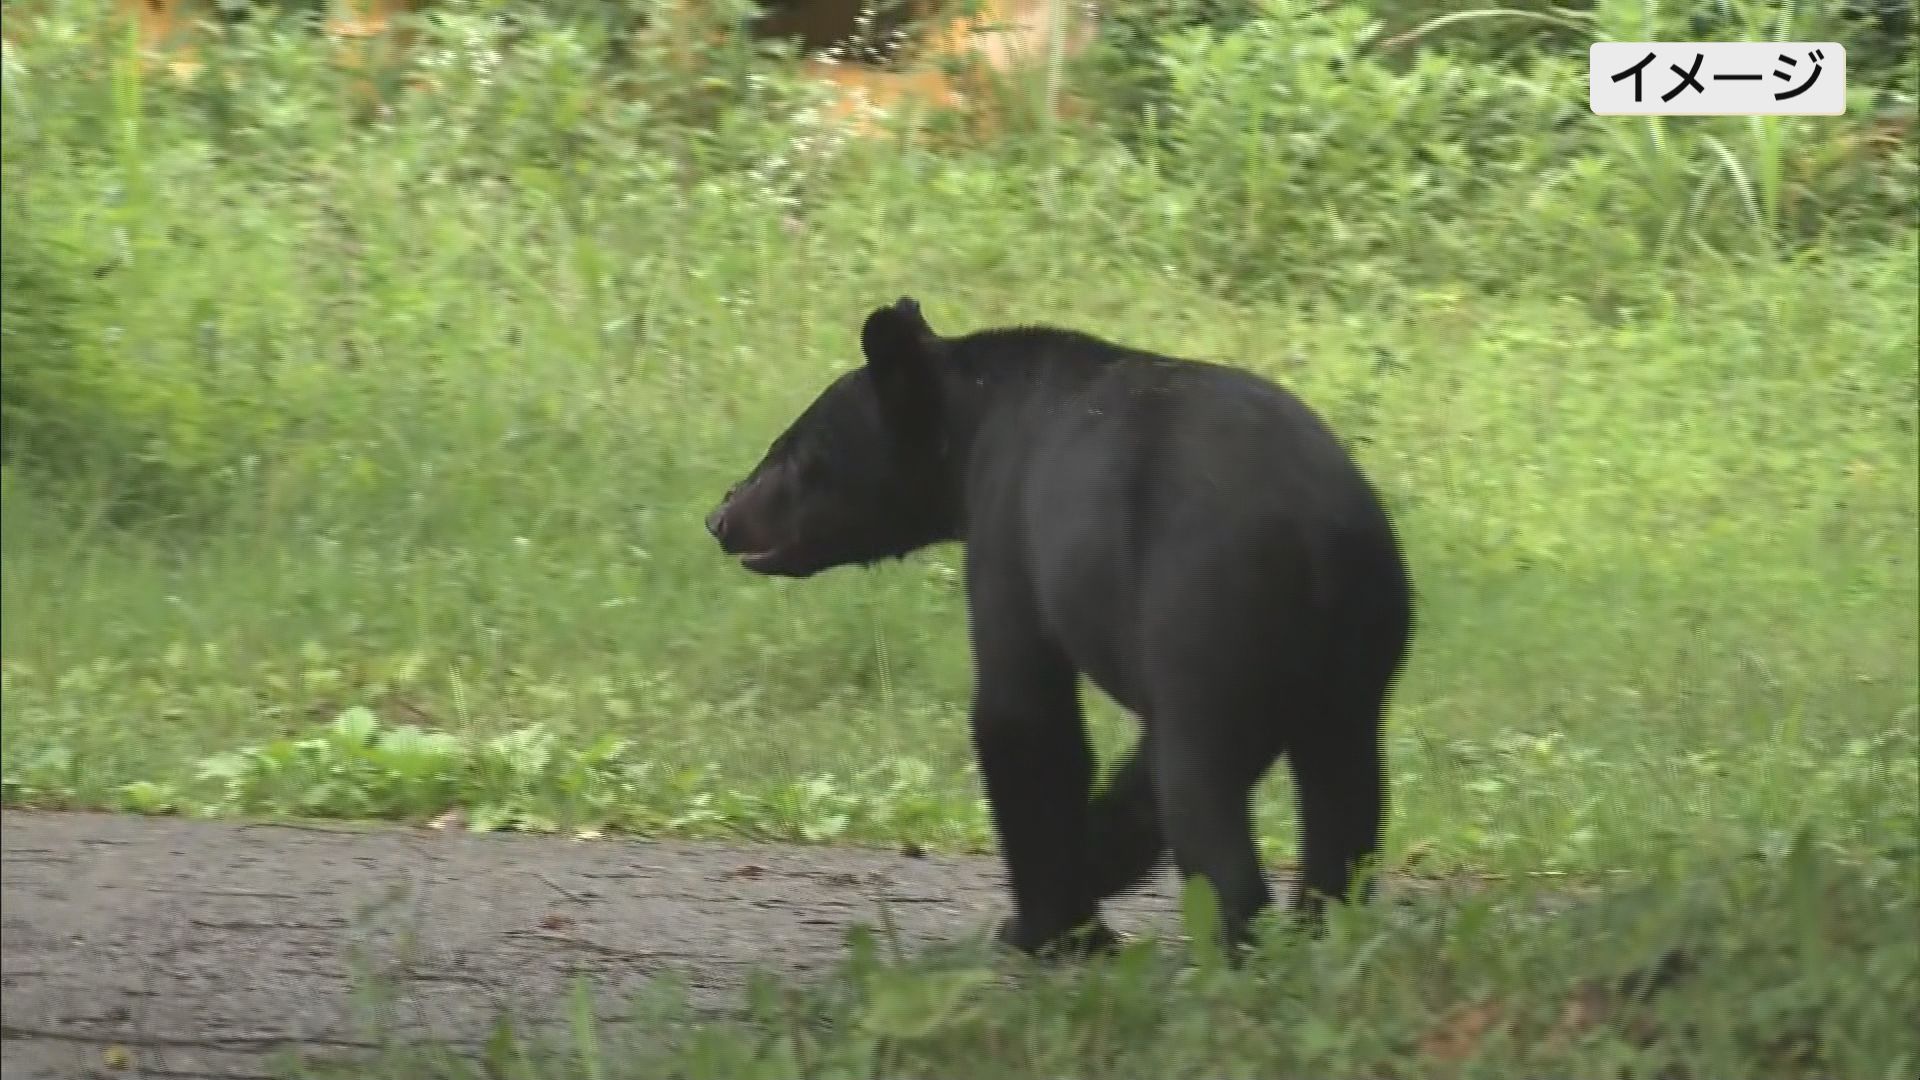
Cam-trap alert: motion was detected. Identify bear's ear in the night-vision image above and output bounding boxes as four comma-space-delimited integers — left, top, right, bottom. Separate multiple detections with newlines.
860, 297, 942, 443
860, 297, 936, 377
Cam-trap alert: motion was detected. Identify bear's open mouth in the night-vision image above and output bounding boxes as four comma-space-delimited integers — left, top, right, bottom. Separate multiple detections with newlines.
737, 546, 825, 578
738, 549, 784, 572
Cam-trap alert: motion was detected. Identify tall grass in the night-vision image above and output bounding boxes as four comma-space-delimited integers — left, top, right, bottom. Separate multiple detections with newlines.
3, 2, 1916, 1074
2, 0, 1915, 874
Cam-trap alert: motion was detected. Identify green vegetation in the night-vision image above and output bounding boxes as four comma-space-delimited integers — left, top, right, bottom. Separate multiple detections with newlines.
293, 835, 1920, 1079
3, 0, 1916, 1076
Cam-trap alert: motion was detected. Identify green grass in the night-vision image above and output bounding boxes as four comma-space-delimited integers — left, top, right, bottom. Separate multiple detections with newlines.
7, 236, 1914, 874
2, 0, 1918, 1076
281, 836, 1919, 1079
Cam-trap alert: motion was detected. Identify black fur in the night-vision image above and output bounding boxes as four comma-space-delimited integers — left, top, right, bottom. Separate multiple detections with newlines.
708, 298, 1415, 958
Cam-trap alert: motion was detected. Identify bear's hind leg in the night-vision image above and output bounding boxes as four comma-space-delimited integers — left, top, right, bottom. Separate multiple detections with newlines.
1148, 720, 1279, 959
1085, 738, 1170, 901
1286, 706, 1387, 926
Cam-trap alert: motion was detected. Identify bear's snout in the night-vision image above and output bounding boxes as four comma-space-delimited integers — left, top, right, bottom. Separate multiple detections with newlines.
707, 480, 748, 545
707, 483, 772, 557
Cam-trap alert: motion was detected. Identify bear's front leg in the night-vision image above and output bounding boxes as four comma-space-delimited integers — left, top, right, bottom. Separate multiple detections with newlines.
965, 591, 1113, 957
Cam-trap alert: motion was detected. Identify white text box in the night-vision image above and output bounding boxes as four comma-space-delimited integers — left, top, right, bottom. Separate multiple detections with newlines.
1590, 42, 1846, 116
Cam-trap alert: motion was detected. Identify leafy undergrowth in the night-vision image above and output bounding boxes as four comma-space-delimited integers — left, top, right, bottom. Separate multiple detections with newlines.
3, 703, 994, 850
10, 695, 1913, 884
280, 833, 1918, 1080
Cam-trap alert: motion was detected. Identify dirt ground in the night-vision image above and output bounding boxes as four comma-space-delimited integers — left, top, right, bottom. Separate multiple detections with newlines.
1, 810, 1194, 1080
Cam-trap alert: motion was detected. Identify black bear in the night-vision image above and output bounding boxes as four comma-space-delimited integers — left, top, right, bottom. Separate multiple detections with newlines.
707, 298, 1414, 958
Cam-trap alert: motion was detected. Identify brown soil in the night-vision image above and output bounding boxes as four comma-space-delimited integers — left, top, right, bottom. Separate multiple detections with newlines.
2, 810, 1193, 1079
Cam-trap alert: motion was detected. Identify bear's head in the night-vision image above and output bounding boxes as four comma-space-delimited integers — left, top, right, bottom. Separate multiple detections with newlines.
706, 297, 957, 578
